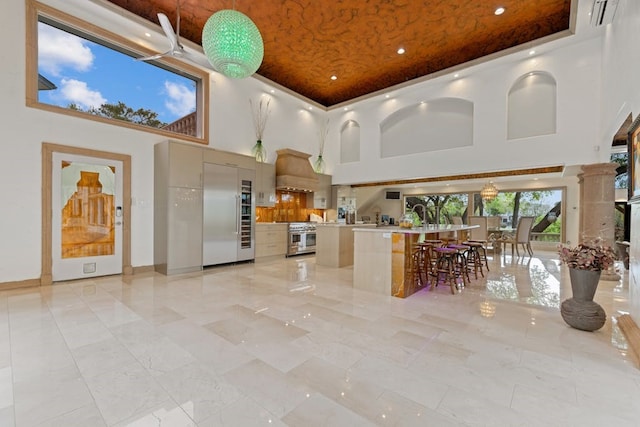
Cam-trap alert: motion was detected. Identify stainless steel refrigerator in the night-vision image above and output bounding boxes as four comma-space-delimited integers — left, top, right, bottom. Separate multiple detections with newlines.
202, 163, 255, 266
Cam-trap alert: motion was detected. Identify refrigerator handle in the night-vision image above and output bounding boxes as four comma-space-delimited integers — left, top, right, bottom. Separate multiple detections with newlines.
236, 194, 240, 234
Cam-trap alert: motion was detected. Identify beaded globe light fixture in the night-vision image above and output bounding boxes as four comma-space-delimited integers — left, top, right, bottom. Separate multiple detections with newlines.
202, 9, 264, 79
480, 181, 499, 201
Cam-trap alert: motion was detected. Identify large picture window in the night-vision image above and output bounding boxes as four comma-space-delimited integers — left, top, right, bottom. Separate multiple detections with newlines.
27, 1, 209, 143
405, 187, 564, 243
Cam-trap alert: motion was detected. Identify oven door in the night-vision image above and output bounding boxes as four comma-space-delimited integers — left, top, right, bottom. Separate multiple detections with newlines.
288, 231, 316, 256
288, 231, 303, 256
304, 232, 316, 251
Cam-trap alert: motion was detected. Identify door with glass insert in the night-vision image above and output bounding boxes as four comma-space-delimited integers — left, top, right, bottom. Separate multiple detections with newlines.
51, 152, 123, 281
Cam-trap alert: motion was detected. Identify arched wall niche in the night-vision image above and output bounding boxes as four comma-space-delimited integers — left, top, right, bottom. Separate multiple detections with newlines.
380, 98, 473, 158
507, 71, 557, 140
340, 119, 360, 163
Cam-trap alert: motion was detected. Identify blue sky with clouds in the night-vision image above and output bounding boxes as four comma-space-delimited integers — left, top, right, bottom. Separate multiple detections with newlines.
37, 22, 196, 124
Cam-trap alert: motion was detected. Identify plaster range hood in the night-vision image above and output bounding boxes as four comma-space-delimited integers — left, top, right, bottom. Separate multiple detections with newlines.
275, 148, 319, 192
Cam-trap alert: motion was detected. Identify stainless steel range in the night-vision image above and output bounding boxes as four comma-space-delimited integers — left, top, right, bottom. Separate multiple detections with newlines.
287, 222, 317, 256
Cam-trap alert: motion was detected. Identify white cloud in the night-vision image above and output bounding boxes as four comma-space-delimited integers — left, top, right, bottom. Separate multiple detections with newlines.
38, 23, 94, 76
164, 81, 195, 118
60, 79, 106, 109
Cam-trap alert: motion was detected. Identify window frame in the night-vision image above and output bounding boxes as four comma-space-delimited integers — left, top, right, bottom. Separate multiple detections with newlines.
26, 0, 209, 144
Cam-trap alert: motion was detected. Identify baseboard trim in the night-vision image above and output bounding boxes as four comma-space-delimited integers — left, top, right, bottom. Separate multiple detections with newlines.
132, 265, 155, 274
617, 314, 640, 369
0, 279, 42, 292
0, 265, 156, 292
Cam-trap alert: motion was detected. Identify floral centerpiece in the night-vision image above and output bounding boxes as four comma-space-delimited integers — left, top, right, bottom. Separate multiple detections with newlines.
557, 238, 616, 271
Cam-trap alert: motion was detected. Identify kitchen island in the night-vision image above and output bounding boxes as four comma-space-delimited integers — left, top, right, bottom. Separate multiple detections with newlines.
353, 225, 478, 298
315, 223, 377, 267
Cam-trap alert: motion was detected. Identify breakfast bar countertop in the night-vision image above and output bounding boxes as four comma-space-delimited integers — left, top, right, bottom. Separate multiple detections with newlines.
352, 224, 478, 234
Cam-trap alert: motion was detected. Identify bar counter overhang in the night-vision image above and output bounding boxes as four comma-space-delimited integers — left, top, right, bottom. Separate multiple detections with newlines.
352, 224, 478, 298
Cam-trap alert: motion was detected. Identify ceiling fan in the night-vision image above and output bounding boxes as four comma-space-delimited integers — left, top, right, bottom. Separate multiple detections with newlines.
137, 2, 190, 62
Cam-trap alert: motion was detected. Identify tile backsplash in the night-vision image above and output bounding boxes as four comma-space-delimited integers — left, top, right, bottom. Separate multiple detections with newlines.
256, 190, 324, 222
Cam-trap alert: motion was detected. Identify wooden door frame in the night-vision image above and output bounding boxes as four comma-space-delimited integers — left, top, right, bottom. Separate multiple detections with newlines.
42, 143, 132, 285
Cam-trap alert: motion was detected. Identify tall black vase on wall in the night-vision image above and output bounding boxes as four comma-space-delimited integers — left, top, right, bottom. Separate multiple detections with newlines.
560, 268, 606, 331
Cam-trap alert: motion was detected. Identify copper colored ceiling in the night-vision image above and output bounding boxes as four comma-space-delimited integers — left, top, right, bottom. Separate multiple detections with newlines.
106, 0, 572, 107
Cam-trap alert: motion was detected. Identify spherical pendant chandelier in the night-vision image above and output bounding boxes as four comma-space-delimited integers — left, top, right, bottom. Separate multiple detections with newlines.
480, 181, 499, 201
202, 9, 264, 79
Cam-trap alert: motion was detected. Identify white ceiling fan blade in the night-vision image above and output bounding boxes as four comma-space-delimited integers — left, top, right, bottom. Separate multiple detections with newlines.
136, 49, 171, 61
157, 13, 178, 50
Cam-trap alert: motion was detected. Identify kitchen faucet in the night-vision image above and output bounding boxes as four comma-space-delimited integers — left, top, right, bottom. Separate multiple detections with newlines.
411, 203, 428, 227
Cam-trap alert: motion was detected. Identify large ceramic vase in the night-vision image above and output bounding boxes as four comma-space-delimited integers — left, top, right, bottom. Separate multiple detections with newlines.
560, 268, 606, 331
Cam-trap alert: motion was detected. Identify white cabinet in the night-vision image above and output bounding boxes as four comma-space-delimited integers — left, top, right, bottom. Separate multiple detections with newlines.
255, 162, 276, 207
154, 141, 203, 275
167, 141, 203, 188
202, 148, 255, 169
307, 173, 332, 209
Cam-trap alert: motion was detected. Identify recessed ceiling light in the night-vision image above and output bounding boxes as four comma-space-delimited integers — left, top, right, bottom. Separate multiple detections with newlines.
385, 94, 390, 99
397, 47, 405, 55
495, 7, 505, 15
270, 89, 275, 93
453, 73, 460, 78
144, 32, 151, 38
343, 107, 349, 111
529, 50, 536, 55
330, 75, 337, 80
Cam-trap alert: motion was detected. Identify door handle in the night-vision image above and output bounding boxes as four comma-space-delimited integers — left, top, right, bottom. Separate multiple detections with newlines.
115, 206, 122, 226
236, 195, 240, 234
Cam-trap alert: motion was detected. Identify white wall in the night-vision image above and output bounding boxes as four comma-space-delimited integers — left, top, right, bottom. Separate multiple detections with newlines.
1, 0, 635, 284
0, 0, 322, 282
600, 0, 640, 321
326, 36, 604, 185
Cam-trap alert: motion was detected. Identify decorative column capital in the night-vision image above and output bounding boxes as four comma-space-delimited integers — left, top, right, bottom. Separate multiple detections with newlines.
580, 162, 618, 178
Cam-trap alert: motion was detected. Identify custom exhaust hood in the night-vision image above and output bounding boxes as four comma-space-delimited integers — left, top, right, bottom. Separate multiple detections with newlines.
275, 148, 319, 192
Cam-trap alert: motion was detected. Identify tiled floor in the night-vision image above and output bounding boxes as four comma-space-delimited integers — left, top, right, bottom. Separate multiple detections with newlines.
1, 249, 639, 426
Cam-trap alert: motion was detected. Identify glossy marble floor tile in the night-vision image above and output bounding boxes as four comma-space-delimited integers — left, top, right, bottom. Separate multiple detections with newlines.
1, 250, 639, 426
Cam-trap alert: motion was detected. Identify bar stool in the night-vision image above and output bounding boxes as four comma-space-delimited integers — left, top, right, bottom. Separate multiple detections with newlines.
464, 239, 490, 273
411, 244, 428, 287
462, 241, 485, 279
431, 247, 460, 294
418, 241, 440, 286
448, 243, 471, 288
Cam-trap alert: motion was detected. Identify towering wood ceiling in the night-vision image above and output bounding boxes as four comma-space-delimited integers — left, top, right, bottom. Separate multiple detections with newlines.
106, 0, 573, 107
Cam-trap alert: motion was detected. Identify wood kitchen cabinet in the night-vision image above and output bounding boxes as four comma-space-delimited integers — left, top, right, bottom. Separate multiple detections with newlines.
255, 162, 276, 207
255, 223, 288, 258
